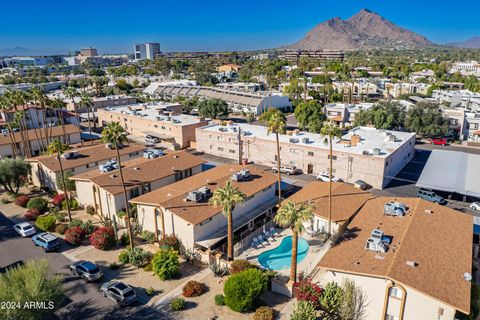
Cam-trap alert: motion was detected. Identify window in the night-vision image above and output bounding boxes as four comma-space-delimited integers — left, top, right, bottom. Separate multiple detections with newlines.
385, 315, 398, 320
218, 147, 224, 151
154, 125, 158, 128
385, 160, 389, 167
289, 148, 298, 153
229, 149, 236, 154
388, 287, 403, 299
209, 145, 213, 150
209, 135, 212, 139
161, 126, 166, 130
308, 151, 314, 156
328, 155, 337, 160
289, 160, 296, 165
217, 136, 224, 141
86, 162, 95, 169
470, 123, 479, 130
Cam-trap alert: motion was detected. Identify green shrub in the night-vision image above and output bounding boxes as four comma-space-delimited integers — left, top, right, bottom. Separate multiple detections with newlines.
55, 224, 68, 235
290, 301, 316, 320
229, 259, 256, 274
224, 268, 268, 312
182, 280, 206, 297
320, 282, 343, 314
143, 262, 153, 272
81, 220, 96, 236
62, 198, 79, 210
68, 218, 83, 228
151, 248, 180, 280
27, 197, 49, 213
170, 297, 185, 311
158, 235, 180, 251
253, 306, 276, 320
140, 230, 156, 244
35, 215, 56, 231
1, 197, 11, 204
215, 294, 225, 306
50, 207, 66, 222
118, 250, 129, 264
146, 287, 156, 296
120, 232, 130, 246
86, 205, 96, 215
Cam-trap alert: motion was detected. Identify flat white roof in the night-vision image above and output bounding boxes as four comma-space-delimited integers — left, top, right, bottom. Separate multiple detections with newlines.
416, 150, 480, 198
201, 123, 415, 158
101, 103, 205, 126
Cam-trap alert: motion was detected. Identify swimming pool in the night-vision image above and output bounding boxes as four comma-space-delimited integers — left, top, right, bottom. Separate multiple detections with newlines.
258, 236, 309, 270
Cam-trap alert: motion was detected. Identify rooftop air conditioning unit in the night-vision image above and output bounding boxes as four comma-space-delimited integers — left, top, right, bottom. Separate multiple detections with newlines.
219, 127, 227, 132
232, 172, 243, 181
362, 150, 370, 155
302, 137, 309, 144
365, 229, 390, 253
63, 151, 79, 159
198, 186, 211, 199
373, 148, 381, 155
289, 138, 299, 143
384, 201, 407, 217
186, 190, 202, 202
155, 116, 162, 121
143, 149, 164, 159
239, 169, 250, 178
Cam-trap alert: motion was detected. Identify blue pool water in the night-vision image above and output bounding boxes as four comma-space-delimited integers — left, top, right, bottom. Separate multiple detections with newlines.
258, 236, 309, 270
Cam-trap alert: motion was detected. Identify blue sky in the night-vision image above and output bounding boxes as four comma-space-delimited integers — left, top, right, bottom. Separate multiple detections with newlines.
1, 0, 479, 54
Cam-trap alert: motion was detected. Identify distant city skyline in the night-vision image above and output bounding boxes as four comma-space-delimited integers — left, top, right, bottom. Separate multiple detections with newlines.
1, 0, 480, 55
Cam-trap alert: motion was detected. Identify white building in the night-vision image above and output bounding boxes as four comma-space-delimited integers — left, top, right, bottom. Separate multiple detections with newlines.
3, 56, 54, 68
317, 197, 472, 320
145, 82, 292, 115
385, 82, 431, 98
71, 151, 205, 223
450, 61, 480, 77
195, 123, 416, 189
134, 43, 160, 60
131, 164, 278, 251
323, 103, 374, 126
432, 89, 480, 107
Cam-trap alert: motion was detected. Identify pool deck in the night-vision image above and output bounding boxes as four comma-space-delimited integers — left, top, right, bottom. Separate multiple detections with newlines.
238, 228, 327, 279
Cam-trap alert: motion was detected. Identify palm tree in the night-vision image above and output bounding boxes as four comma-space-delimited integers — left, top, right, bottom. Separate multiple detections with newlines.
80, 94, 94, 144
63, 86, 83, 146
47, 139, 72, 222
320, 121, 341, 239
259, 109, 286, 203
0, 96, 19, 157
101, 122, 134, 249
51, 98, 69, 144
209, 180, 245, 262
274, 200, 313, 283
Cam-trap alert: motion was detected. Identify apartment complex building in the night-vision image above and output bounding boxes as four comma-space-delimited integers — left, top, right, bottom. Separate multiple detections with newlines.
450, 61, 480, 77
0, 104, 78, 129
195, 123, 416, 189
97, 102, 207, 149
131, 164, 278, 251
385, 82, 431, 98
47, 93, 137, 113
432, 89, 480, 107
317, 197, 472, 320
284, 181, 374, 235
145, 82, 292, 115
71, 151, 205, 222
27, 143, 145, 191
0, 125, 81, 158
323, 103, 374, 126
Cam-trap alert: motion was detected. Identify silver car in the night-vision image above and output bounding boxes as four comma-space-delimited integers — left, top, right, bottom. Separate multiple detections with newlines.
14, 222, 36, 237
70, 260, 103, 282
100, 281, 137, 306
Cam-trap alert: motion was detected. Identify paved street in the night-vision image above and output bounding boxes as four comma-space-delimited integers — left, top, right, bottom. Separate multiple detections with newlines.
0, 213, 167, 320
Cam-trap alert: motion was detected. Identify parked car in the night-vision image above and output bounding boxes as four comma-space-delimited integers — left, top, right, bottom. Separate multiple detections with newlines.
470, 202, 480, 211
353, 180, 368, 190
100, 281, 137, 306
317, 171, 341, 182
145, 135, 159, 144
70, 260, 103, 283
271, 165, 298, 175
430, 137, 448, 146
14, 222, 36, 237
32, 233, 60, 252
416, 189, 447, 205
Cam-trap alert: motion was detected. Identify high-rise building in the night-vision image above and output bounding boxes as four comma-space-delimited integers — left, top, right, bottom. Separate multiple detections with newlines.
80, 47, 98, 57
134, 42, 160, 60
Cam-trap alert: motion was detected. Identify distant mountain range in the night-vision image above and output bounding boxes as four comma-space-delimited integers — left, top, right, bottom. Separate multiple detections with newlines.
446, 36, 480, 49
286, 9, 434, 51
0, 46, 67, 57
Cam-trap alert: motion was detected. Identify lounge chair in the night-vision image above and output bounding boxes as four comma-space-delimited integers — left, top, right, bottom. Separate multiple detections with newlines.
270, 227, 279, 238
251, 238, 259, 249
257, 235, 266, 247
265, 231, 274, 242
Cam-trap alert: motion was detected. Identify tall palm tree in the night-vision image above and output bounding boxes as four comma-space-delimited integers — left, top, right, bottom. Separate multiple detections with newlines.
274, 200, 313, 283
80, 94, 94, 144
51, 98, 69, 144
6, 91, 32, 157
209, 180, 245, 262
0, 96, 19, 157
259, 109, 286, 203
101, 122, 134, 249
63, 86, 83, 146
320, 121, 341, 239
47, 139, 72, 222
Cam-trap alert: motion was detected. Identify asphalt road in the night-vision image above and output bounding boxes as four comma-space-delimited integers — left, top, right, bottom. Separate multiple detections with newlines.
0, 213, 166, 320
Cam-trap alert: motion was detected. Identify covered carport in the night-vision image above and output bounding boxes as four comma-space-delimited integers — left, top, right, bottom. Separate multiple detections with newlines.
416, 150, 480, 200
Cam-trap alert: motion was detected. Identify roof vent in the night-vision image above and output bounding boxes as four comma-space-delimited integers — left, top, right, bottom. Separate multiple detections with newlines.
133, 167, 141, 171
406, 260, 418, 267
424, 209, 433, 215
289, 138, 299, 143
110, 174, 118, 178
